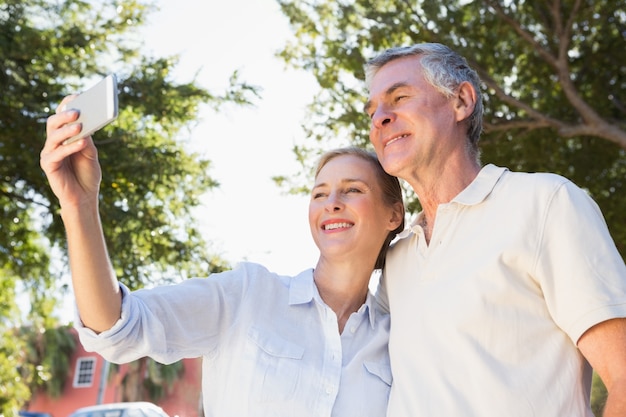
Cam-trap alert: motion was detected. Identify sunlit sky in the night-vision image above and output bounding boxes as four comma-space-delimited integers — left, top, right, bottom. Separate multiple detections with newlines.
136, 1, 325, 274
57, 0, 358, 323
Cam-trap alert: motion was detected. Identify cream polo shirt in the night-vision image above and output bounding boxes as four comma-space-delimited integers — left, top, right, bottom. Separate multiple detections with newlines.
379, 164, 626, 417
76, 263, 392, 417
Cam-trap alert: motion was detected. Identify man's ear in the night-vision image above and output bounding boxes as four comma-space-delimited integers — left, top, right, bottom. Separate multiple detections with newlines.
454, 81, 477, 123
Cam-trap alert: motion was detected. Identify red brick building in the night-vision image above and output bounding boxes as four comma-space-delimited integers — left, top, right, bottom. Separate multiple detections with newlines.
25, 328, 203, 417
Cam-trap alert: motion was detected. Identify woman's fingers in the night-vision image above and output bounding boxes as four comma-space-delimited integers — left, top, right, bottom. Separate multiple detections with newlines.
43, 104, 88, 157
55, 94, 79, 114
41, 100, 87, 172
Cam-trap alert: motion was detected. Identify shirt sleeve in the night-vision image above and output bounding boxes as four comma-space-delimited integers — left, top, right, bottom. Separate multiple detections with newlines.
75, 265, 251, 364
535, 179, 626, 343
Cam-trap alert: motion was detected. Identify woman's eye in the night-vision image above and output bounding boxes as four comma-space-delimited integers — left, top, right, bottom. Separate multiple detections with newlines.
346, 188, 362, 194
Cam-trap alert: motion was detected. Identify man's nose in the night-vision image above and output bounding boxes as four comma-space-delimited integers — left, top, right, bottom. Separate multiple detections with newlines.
371, 106, 394, 128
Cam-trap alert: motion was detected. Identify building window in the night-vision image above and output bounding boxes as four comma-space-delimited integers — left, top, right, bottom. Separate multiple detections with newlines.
73, 356, 97, 388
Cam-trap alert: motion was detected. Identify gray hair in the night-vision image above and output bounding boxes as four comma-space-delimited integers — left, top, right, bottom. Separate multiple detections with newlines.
365, 43, 484, 153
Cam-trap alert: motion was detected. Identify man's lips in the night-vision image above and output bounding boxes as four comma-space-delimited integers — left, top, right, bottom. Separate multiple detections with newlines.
384, 133, 410, 148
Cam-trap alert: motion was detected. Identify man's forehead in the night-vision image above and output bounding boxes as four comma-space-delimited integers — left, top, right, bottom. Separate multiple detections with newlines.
369, 58, 421, 91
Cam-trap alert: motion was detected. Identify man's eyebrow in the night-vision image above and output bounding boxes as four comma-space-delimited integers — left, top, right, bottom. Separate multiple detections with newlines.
364, 81, 411, 114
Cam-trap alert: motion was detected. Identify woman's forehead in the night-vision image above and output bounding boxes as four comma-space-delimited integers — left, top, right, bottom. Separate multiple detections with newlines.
315, 155, 377, 183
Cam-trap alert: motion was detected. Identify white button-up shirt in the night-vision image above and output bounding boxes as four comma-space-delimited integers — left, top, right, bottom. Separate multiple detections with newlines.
77, 262, 391, 417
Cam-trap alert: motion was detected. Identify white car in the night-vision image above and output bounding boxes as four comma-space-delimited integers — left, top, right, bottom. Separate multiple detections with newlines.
67, 402, 170, 417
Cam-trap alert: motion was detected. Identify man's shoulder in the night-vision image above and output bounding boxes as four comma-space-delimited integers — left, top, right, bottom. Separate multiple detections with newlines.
499, 166, 570, 186
493, 166, 573, 198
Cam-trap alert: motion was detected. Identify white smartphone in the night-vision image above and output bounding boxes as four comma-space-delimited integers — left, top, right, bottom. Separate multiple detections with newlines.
63, 74, 119, 145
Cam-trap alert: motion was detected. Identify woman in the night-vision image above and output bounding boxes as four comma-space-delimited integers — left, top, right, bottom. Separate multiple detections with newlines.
40, 96, 405, 417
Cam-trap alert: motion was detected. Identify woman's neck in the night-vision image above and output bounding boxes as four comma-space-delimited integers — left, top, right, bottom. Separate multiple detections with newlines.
313, 260, 372, 333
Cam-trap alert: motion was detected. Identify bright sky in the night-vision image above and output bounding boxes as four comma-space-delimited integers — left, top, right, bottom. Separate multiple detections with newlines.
56, 0, 349, 323
51, 0, 394, 325
139, 0, 325, 276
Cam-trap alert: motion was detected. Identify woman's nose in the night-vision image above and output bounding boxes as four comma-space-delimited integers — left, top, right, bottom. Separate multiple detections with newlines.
325, 193, 344, 212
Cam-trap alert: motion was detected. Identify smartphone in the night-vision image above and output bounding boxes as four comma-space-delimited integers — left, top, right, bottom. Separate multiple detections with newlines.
63, 74, 119, 145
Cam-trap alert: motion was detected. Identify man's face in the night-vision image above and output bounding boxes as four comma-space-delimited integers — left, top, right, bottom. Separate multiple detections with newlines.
366, 56, 459, 180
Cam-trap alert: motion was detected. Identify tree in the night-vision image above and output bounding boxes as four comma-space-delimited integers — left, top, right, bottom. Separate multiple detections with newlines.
0, 0, 257, 412
111, 358, 184, 403
275, 0, 626, 258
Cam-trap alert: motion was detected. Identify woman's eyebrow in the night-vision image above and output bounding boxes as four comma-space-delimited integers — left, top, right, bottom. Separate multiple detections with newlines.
312, 178, 369, 189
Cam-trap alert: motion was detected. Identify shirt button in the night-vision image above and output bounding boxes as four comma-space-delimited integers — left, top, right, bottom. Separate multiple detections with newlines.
350, 326, 357, 333
325, 386, 333, 394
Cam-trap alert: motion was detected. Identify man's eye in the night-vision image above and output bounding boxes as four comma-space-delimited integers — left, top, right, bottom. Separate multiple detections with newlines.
346, 188, 362, 194
312, 192, 326, 199
394, 95, 407, 102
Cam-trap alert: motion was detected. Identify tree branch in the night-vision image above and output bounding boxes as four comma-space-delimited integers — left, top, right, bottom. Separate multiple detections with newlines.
486, 0, 559, 68
478, 69, 564, 127
0, 187, 49, 209
478, 0, 626, 150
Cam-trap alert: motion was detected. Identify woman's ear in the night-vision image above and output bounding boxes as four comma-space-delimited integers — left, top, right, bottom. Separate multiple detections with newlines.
388, 202, 405, 231
454, 81, 477, 123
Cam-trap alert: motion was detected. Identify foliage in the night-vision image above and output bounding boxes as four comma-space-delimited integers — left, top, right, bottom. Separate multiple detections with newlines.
0, 326, 30, 415
0, 0, 256, 411
591, 371, 607, 416
109, 358, 184, 402
143, 358, 184, 401
275, 0, 626, 259
16, 325, 76, 399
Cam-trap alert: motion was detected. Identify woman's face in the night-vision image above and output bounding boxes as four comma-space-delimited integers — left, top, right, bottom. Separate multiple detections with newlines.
308, 154, 401, 263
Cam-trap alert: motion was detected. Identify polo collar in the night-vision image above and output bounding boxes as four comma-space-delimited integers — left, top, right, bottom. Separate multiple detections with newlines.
452, 164, 507, 206
402, 164, 508, 237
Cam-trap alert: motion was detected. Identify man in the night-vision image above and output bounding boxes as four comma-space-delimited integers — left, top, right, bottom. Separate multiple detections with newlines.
365, 42, 626, 416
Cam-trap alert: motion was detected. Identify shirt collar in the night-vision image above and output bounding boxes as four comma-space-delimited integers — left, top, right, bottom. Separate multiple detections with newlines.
451, 163, 507, 206
363, 291, 378, 329
288, 268, 316, 305
401, 164, 508, 236
288, 268, 379, 329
